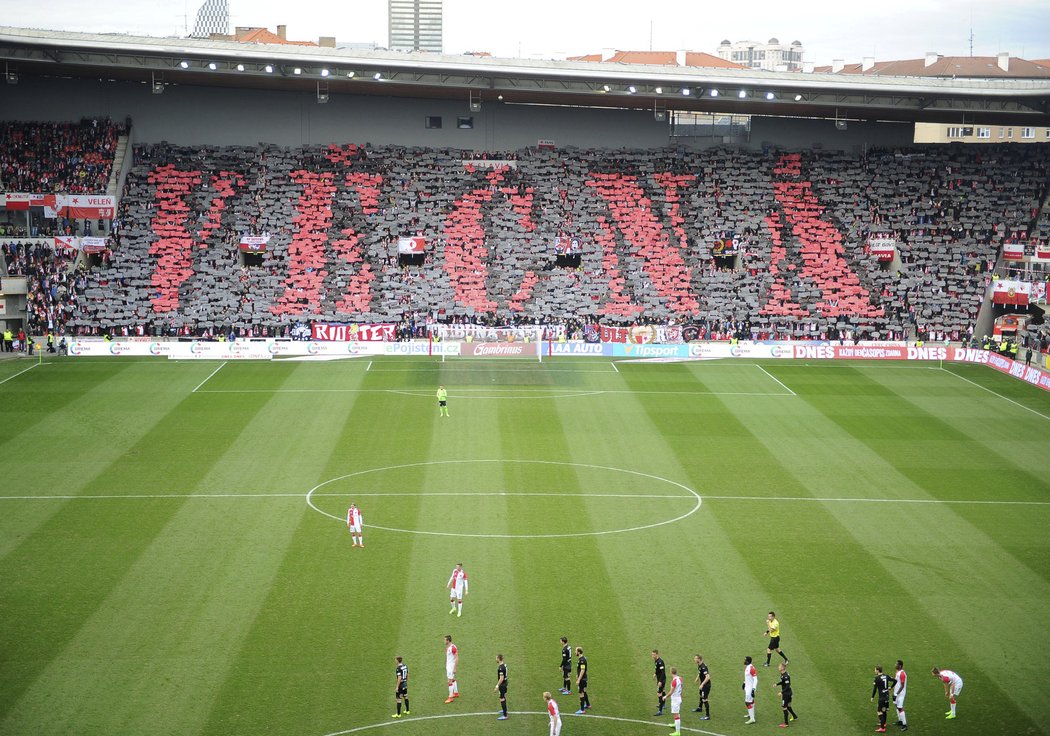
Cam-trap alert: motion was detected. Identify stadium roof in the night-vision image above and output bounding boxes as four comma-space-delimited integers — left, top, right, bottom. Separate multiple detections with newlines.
1, 26, 1048, 125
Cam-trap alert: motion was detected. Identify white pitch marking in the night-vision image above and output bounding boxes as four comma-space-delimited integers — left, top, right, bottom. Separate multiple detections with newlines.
0, 363, 38, 386
305, 459, 703, 539
940, 366, 1050, 422
320, 709, 730, 736
1, 491, 1045, 507
366, 360, 372, 372
191, 361, 226, 393
611, 360, 620, 373
702, 494, 1050, 506
194, 387, 787, 398
756, 364, 796, 395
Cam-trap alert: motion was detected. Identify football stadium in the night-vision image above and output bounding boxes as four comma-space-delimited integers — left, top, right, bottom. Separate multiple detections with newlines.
2, 6, 1050, 736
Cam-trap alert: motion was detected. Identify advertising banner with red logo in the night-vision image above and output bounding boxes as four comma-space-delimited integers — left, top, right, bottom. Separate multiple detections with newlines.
59, 195, 116, 220
239, 235, 270, 253
397, 236, 426, 254
3, 193, 56, 210
867, 236, 896, 262
991, 279, 1031, 306
311, 323, 396, 341
1002, 242, 1025, 260
81, 237, 109, 253
459, 342, 539, 357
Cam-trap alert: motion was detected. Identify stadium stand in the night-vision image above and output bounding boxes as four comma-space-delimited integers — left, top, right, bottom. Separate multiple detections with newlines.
1, 129, 1043, 340
0, 119, 126, 194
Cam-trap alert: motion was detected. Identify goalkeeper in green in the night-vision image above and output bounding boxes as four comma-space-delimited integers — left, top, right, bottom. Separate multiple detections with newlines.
437, 385, 449, 417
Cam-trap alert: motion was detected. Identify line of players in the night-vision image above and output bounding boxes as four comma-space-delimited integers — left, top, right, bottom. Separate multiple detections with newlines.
350, 530, 963, 732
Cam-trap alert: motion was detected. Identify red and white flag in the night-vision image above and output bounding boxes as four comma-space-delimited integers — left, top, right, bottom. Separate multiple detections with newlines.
991, 279, 1031, 306
397, 236, 426, 254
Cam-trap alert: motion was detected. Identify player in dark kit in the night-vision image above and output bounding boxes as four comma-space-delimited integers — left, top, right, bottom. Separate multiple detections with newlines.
871, 664, 895, 732
574, 647, 591, 714
559, 637, 573, 695
392, 656, 410, 718
693, 654, 712, 719
775, 663, 797, 727
652, 650, 667, 716
495, 654, 509, 720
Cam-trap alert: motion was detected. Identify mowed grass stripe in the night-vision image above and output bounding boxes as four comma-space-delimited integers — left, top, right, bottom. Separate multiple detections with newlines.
0, 362, 220, 561
199, 360, 439, 736
615, 362, 861, 729
739, 365, 1047, 732
0, 372, 276, 732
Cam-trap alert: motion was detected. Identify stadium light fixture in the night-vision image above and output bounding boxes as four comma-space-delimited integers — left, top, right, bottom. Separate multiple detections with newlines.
264, 64, 274, 73
602, 84, 611, 92
765, 91, 775, 100
497, 93, 504, 100
236, 63, 245, 72
709, 88, 719, 97
681, 87, 690, 96
654, 86, 662, 94
346, 71, 355, 78
293, 67, 302, 75
179, 60, 189, 69
208, 62, 217, 70
738, 89, 747, 98
320, 68, 330, 77
794, 93, 803, 101
627, 85, 636, 94
373, 72, 382, 80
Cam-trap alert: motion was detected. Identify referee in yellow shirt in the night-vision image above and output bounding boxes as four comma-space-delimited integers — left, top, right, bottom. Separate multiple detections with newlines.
437, 385, 449, 417
764, 611, 789, 667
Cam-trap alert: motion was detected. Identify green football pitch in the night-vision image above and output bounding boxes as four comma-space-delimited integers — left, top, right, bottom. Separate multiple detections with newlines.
1, 355, 1049, 736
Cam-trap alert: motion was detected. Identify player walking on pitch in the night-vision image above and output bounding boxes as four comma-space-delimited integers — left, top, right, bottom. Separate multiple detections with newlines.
652, 649, 667, 716
774, 662, 797, 727
444, 635, 459, 703
559, 637, 573, 695
392, 656, 410, 718
932, 667, 963, 719
495, 654, 509, 720
544, 692, 562, 736
872, 664, 894, 732
764, 611, 788, 666
447, 563, 468, 616
693, 654, 712, 719
893, 660, 908, 730
346, 503, 363, 547
437, 385, 449, 416
743, 656, 758, 724
662, 667, 684, 735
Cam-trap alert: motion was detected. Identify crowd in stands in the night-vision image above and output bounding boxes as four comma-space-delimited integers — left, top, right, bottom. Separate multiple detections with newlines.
1, 241, 87, 335
0, 118, 126, 194
0, 132, 1045, 344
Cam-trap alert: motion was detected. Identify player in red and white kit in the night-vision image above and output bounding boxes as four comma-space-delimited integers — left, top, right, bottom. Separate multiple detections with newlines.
932, 667, 962, 719
544, 691, 562, 736
893, 660, 908, 731
346, 503, 363, 547
444, 635, 459, 703
743, 656, 758, 723
662, 667, 684, 735
447, 563, 469, 617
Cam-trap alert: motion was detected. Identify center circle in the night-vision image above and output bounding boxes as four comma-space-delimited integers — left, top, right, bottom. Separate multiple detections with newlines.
305, 459, 701, 539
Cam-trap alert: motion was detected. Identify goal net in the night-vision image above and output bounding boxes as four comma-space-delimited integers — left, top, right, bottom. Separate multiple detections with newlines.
428, 324, 548, 362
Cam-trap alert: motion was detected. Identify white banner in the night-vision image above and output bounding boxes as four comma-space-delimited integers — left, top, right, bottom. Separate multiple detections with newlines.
397, 236, 426, 254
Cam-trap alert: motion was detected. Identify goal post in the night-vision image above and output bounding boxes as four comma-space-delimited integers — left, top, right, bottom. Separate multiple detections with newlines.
428, 324, 548, 362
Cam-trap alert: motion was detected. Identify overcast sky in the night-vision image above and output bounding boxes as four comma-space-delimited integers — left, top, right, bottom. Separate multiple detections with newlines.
2, 0, 1048, 64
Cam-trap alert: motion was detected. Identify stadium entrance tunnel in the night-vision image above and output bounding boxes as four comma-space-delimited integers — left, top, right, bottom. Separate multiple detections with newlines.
306, 459, 701, 538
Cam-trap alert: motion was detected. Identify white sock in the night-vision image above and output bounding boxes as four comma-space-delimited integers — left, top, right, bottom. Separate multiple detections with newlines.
453, 681, 459, 694
950, 701, 956, 716
457, 602, 463, 614
449, 684, 454, 696
674, 716, 681, 733
899, 710, 906, 725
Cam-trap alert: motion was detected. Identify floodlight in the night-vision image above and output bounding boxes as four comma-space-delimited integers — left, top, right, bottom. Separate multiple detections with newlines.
320, 68, 330, 77
681, 87, 690, 95
293, 67, 302, 75
765, 91, 775, 100
236, 63, 245, 71
207, 62, 217, 70
179, 60, 189, 69
346, 71, 355, 78
709, 88, 719, 97
738, 89, 747, 98
794, 94, 802, 101
373, 72, 382, 80
654, 86, 663, 94
264, 64, 274, 73
627, 85, 636, 94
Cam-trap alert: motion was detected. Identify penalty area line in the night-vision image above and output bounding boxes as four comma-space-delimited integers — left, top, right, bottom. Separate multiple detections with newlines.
756, 364, 796, 396
939, 366, 1050, 422
191, 361, 226, 393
